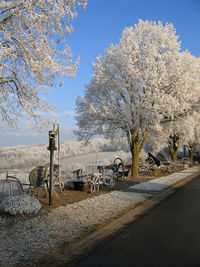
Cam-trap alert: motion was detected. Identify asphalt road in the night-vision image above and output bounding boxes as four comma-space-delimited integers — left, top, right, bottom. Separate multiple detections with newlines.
75, 174, 200, 267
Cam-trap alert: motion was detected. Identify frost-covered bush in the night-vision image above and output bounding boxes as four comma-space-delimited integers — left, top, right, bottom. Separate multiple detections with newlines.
0, 195, 41, 215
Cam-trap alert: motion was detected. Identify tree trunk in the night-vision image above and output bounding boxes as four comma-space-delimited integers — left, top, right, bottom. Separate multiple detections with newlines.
183, 145, 187, 157
172, 149, 178, 165
131, 143, 140, 178
169, 144, 178, 165
168, 135, 179, 166
129, 129, 150, 179
189, 149, 194, 164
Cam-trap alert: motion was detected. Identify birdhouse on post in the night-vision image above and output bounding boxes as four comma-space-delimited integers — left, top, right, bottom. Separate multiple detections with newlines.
48, 130, 57, 151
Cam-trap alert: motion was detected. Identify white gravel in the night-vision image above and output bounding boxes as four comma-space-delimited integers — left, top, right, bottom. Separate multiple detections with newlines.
0, 190, 150, 265
129, 166, 199, 191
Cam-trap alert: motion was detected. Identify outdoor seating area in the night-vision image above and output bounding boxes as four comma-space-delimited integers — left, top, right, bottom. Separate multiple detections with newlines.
25, 154, 190, 201
0, 150, 194, 215
60, 157, 129, 193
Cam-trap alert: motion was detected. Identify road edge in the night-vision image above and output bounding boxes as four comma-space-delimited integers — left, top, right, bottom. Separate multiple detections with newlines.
37, 171, 200, 266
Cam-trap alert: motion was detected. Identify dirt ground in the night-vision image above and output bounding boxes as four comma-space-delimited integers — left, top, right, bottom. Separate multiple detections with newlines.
0, 165, 191, 244
13, 161, 190, 215
26, 167, 176, 212
27, 178, 138, 212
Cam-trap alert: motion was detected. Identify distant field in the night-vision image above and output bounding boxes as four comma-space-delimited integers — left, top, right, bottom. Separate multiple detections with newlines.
0, 138, 130, 170
0, 150, 132, 185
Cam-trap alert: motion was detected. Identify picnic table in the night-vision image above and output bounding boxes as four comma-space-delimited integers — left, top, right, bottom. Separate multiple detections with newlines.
64, 158, 128, 193
66, 176, 88, 190
65, 169, 89, 190
65, 171, 115, 193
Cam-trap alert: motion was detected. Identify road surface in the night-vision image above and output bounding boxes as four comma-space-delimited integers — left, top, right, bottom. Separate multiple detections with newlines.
75, 174, 200, 267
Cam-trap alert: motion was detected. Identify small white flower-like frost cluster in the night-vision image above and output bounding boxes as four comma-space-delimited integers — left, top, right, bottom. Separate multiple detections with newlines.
0, 195, 41, 215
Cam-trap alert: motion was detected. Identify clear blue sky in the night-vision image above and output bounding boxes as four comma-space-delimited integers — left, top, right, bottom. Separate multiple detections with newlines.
1, 0, 200, 146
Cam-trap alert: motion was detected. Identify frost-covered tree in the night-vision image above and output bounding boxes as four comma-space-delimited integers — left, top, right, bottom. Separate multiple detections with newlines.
168, 134, 180, 164
151, 119, 188, 165
188, 140, 198, 164
0, 0, 87, 127
75, 20, 200, 178
170, 119, 200, 165
185, 119, 200, 164
151, 119, 185, 164
151, 113, 200, 165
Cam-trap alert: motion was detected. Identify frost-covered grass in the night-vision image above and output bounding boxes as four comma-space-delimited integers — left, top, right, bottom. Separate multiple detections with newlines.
0, 138, 131, 170
0, 191, 150, 264
129, 166, 199, 191
0, 169, 30, 185
0, 151, 133, 185
0, 137, 138, 186
0, 149, 151, 189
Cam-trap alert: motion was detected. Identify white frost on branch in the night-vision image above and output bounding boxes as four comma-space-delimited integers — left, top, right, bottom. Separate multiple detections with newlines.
150, 112, 200, 152
0, 0, 87, 128
75, 20, 200, 172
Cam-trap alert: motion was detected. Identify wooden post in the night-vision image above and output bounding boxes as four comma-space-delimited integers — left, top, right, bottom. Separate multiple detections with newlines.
47, 130, 57, 206
49, 147, 54, 206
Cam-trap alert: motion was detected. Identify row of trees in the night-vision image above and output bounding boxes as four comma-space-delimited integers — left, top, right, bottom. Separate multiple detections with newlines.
1, 4, 199, 179
75, 20, 200, 178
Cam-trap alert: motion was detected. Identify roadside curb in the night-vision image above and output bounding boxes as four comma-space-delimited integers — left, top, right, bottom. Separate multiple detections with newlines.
38, 170, 200, 266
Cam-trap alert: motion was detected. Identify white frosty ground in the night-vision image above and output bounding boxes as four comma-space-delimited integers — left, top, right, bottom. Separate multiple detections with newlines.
129, 166, 199, 191
0, 191, 150, 265
0, 165, 199, 265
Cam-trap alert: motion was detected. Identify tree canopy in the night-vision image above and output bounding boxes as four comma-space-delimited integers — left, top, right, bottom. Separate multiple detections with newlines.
0, 0, 87, 128
75, 20, 200, 177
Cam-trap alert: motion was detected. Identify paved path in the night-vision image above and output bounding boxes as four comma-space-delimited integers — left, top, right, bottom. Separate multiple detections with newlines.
75, 174, 200, 267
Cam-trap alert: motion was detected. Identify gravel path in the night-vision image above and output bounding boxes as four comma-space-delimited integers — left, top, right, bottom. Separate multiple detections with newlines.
129, 166, 199, 191
0, 166, 199, 265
